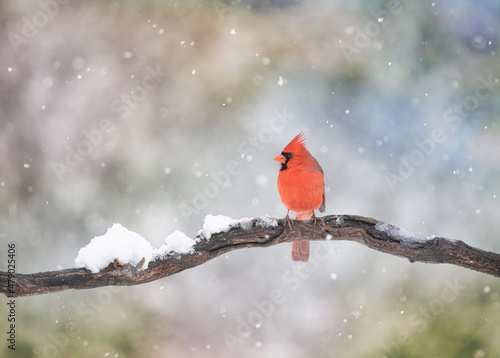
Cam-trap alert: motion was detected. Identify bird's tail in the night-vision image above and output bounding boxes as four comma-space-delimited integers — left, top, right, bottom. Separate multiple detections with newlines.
292, 211, 313, 262
292, 241, 310, 262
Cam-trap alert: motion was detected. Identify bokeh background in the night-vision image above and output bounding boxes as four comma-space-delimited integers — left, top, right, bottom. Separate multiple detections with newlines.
1, 0, 500, 357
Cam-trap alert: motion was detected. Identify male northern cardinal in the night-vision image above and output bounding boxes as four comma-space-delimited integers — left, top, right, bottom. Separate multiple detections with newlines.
274, 132, 325, 262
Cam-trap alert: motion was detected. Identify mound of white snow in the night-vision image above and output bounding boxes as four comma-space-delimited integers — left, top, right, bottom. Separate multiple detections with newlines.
75, 224, 153, 273
75, 224, 195, 273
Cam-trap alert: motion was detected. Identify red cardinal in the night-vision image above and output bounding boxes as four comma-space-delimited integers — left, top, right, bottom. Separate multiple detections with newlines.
274, 132, 325, 262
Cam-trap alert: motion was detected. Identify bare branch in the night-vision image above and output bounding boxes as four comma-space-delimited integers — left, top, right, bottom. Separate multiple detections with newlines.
1, 215, 499, 297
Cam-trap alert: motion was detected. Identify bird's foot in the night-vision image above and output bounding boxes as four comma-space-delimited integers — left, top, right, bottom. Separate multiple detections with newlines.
311, 212, 326, 229
284, 213, 294, 228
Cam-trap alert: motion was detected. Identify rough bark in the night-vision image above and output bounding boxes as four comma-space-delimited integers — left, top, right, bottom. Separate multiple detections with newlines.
1, 215, 499, 297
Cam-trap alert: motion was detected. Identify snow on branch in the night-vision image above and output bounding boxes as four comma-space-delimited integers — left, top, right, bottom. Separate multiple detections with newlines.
1, 214, 500, 297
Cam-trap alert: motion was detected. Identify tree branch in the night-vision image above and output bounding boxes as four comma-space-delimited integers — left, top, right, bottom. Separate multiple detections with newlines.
2, 215, 499, 297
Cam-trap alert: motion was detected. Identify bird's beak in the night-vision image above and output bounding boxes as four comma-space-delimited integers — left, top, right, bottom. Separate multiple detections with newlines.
274, 154, 285, 164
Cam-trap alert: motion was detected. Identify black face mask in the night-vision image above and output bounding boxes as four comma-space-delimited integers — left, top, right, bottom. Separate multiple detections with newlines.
280, 152, 294, 171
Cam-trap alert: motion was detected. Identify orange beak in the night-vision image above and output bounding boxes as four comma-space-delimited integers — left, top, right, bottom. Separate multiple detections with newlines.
274, 154, 285, 164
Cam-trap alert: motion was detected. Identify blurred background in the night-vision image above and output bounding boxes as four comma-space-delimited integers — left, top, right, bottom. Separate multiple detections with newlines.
1, 0, 500, 357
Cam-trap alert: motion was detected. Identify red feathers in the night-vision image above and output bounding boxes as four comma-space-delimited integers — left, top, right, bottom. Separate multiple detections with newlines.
283, 131, 307, 152
274, 132, 325, 262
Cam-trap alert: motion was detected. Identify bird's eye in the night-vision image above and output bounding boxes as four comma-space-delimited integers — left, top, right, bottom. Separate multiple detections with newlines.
282, 152, 294, 161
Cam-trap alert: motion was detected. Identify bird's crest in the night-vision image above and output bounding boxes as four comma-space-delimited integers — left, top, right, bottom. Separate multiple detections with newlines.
283, 132, 307, 153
